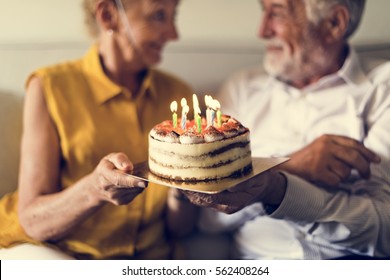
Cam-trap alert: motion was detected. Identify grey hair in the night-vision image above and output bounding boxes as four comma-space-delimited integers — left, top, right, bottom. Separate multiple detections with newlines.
304, 0, 366, 39
82, 0, 136, 38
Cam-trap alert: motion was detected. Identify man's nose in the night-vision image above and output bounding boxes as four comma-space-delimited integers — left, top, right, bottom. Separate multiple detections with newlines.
257, 15, 274, 39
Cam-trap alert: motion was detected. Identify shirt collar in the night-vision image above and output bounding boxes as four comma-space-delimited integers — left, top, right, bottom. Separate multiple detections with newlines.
82, 44, 157, 105
337, 47, 371, 87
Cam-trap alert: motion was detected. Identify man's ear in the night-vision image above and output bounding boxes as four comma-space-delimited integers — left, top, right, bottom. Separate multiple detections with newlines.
95, 0, 119, 33
322, 4, 349, 43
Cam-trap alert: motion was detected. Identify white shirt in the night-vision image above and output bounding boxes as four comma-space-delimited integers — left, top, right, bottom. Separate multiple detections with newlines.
199, 48, 390, 259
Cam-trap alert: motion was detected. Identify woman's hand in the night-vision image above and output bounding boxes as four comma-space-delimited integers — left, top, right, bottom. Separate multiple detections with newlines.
89, 152, 147, 206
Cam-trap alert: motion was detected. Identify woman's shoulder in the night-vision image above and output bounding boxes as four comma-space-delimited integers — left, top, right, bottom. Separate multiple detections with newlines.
32, 58, 83, 79
25, 58, 84, 90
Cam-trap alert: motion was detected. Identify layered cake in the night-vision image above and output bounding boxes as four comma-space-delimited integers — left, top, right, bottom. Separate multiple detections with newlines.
148, 115, 252, 181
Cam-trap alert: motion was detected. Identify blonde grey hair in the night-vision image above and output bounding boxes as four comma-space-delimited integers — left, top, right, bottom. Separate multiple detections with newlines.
304, 0, 366, 39
82, 0, 135, 38
82, 0, 103, 38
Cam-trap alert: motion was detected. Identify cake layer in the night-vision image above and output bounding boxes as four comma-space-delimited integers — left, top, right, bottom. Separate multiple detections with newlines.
149, 157, 252, 181
149, 131, 252, 181
149, 147, 251, 168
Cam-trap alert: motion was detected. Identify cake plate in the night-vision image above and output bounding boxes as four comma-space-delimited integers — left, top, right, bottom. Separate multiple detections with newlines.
121, 157, 289, 194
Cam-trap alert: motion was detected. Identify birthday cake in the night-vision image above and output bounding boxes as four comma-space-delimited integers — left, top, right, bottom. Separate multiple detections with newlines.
148, 95, 252, 181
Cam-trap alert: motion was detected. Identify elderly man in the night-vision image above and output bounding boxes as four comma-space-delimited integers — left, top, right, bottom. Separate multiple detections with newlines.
185, 0, 390, 259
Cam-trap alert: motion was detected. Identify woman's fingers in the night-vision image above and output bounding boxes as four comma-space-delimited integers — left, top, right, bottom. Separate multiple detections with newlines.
103, 152, 134, 171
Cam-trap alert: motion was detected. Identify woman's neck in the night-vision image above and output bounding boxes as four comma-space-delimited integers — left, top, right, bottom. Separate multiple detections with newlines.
98, 38, 146, 95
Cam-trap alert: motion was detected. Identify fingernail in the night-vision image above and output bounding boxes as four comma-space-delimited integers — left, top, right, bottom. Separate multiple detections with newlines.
121, 162, 129, 168
137, 181, 146, 188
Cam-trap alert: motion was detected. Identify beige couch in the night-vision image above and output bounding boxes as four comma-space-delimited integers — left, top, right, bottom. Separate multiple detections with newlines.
0, 92, 23, 197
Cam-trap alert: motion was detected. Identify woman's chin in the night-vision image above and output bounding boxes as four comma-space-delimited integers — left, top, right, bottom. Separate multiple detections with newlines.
144, 53, 163, 67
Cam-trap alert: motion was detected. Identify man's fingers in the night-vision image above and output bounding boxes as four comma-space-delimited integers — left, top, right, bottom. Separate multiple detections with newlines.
182, 189, 253, 214
332, 145, 371, 178
330, 137, 376, 179
315, 167, 341, 187
328, 159, 352, 181
332, 136, 381, 163
228, 171, 270, 193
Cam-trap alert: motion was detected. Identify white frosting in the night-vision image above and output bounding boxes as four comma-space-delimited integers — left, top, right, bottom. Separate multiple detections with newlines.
150, 128, 180, 143
221, 123, 239, 138
203, 126, 225, 143
180, 133, 205, 144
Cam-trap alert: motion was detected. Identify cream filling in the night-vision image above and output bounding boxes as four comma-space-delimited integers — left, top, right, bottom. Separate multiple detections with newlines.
149, 155, 252, 180
150, 147, 251, 168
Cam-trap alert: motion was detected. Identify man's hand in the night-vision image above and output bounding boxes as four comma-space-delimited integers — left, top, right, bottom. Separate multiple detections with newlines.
181, 170, 287, 214
279, 134, 381, 187
89, 152, 147, 205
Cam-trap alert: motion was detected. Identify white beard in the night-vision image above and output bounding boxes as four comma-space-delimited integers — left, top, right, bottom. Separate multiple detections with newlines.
263, 37, 328, 83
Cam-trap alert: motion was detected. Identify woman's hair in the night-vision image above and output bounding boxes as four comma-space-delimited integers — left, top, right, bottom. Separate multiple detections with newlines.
304, 0, 366, 39
82, 0, 103, 38
82, 0, 134, 38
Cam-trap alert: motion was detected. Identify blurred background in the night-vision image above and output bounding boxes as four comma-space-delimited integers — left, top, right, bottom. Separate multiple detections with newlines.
1, 0, 390, 93
1, 0, 389, 46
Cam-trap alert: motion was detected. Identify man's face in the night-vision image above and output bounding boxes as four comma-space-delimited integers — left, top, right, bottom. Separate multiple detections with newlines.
258, 0, 326, 83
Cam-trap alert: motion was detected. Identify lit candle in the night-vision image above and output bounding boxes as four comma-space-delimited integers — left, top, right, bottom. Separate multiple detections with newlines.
170, 101, 178, 128
213, 100, 222, 127
205, 95, 212, 126
195, 106, 202, 133
210, 106, 216, 127
181, 98, 189, 130
192, 94, 200, 120
193, 94, 202, 133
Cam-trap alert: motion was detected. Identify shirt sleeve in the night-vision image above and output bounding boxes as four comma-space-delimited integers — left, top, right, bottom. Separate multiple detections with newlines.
271, 173, 390, 257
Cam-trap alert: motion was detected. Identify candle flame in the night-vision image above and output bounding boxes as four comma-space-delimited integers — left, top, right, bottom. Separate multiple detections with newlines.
205, 95, 212, 107
192, 94, 199, 107
170, 101, 177, 112
193, 94, 200, 120
181, 98, 187, 107
183, 104, 190, 114
211, 99, 220, 110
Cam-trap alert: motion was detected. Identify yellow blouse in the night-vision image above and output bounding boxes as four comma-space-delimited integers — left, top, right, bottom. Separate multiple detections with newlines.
0, 45, 193, 259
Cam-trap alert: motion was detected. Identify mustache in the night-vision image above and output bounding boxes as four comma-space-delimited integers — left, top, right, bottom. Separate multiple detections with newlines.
263, 38, 285, 49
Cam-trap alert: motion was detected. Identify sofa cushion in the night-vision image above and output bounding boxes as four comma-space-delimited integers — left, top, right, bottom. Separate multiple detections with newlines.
0, 92, 23, 197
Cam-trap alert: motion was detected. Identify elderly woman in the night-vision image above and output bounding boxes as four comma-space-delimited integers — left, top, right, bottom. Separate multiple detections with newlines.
0, 0, 197, 259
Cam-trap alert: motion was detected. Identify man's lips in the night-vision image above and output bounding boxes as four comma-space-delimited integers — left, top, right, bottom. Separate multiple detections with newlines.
265, 45, 283, 52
